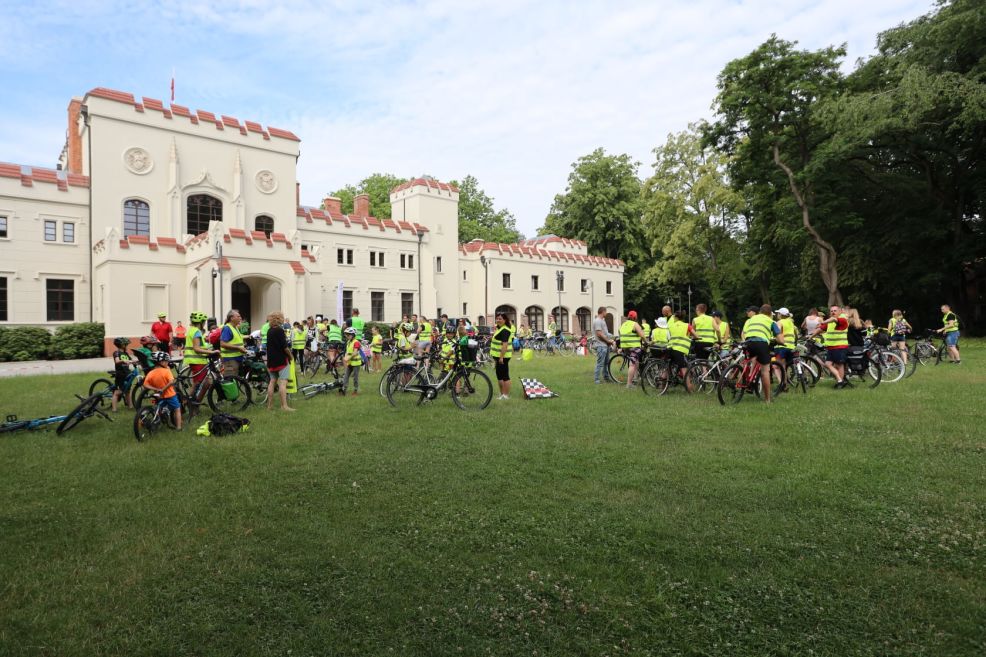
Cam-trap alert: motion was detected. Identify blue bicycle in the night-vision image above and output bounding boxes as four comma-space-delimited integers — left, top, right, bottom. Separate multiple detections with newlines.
88, 366, 143, 409
1, 413, 67, 434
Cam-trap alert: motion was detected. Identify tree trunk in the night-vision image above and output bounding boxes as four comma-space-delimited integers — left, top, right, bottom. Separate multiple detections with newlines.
773, 145, 843, 306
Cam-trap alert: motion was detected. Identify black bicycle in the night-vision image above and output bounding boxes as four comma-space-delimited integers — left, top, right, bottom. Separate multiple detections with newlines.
56, 392, 114, 435
385, 346, 493, 411
133, 382, 184, 442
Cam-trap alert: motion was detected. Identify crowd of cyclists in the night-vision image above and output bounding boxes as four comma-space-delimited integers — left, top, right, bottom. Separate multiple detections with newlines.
603, 302, 963, 403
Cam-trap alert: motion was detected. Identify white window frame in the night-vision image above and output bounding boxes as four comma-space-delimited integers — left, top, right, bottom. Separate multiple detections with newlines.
0, 215, 9, 240
44, 219, 57, 242
337, 247, 354, 266
140, 283, 170, 322
62, 222, 75, 243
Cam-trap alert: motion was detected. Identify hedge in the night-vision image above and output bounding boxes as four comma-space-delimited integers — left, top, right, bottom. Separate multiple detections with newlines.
0, 322, 105, 362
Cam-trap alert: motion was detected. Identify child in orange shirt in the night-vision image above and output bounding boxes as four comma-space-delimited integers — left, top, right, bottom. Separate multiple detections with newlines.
142, 351, 182, 430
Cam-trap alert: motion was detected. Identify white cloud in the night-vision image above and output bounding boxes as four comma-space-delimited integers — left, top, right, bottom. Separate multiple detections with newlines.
0, 0, 935, 237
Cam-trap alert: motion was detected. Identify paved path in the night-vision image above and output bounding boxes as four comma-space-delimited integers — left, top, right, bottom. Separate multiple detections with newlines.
0, 357, 113, 379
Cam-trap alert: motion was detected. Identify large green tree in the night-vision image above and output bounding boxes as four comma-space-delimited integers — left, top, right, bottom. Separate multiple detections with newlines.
540, 149, 646, 297
641, 126, 745, 310
327, 173, 408, 219
706, 37, 848, 306
451, 175, 522, 243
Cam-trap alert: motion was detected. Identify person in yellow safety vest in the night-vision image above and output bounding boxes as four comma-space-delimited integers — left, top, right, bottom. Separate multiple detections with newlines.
325, 320, 344, 369
619, 310, 648, 388
370, 326, 383, 373
396, 322, 416, 357
651, 317, 670, 348
291, 321, 308, 366
773, 307, 798, 390
938, 303, 961, 364
691, 303, 720, 360
813, 305, 851, 388
887, 309, 911, 364
219, 309, 248, 377
339, 327, 363, 396
666, 309, 692, 383
491, 313, 514, 400
641, 317, 651, 338
185, 311, 219, 393
711, 310, 731, 348
742, 304, 781, 402
417, 317, 433, 356
440, 325, 457, 372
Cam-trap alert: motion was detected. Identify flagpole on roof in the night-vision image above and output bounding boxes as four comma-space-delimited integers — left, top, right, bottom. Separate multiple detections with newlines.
170, 67, 175, 103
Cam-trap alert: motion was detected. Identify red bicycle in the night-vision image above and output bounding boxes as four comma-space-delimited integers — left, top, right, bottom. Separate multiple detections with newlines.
716, 341, 785, 405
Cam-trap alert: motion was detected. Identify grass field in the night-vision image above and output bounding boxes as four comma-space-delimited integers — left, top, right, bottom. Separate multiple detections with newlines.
1, 344, 984, 656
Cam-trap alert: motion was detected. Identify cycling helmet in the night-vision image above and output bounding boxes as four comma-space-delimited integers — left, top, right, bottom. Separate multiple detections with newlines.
151, 351, 170, 363
190, 311, 208, 323
710, 310, 722, 318
112, 336, 131, 348
139, 336, 156, 346
401, 322, 414, 331
445, 325, 456, 334
344, 327, 357, 336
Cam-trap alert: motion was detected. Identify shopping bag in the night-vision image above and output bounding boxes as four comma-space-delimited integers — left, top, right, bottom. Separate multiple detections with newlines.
522, 348, 534, 361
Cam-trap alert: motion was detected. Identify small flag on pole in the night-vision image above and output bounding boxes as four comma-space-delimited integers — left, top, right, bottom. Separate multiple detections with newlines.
170, 68, 175, 102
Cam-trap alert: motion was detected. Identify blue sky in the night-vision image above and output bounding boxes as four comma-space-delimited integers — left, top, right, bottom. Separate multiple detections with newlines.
1, 0, 934, 236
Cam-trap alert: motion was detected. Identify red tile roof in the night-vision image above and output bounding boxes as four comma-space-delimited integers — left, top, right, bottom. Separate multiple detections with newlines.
86, 87, 301, 143
391, 177, 459, 194
521, 236, 587, 248
289, 261, 306, 276
459, 239, 623, 268
0, 162, 90, 190
296, 206, 429, 237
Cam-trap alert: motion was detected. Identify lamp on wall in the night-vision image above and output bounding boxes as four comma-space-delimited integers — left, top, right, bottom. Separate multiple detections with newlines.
480, 255, 489, 324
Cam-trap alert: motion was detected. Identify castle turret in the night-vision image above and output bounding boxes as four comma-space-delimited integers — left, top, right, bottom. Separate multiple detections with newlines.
390, 178, 460, 318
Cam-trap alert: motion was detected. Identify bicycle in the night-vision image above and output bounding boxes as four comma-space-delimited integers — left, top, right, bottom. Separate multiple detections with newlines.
159, 355, 251, 415
685, 343, 740, 394
863, 338, 906, 384
299, 379, 344, 398
716, 342, 785, 405
241, 349, 271, 405
133, 382, 184, 441
304, 343, 343, 379
781, 348, 813, 395
640, 348, 694, 395
56, 392, 114, 434
911, 330, 949, 366
1, 413, 67, 434
385, 346, 493, 411
86, 365, 143, 409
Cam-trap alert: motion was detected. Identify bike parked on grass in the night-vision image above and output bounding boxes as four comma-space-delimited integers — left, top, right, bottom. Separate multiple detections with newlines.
385, 342, 493, 411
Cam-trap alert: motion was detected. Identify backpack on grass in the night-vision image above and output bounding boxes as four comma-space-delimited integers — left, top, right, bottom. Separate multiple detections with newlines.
195, 413, 251, 437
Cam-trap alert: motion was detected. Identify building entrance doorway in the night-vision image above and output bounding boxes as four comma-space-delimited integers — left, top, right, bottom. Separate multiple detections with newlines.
230, 276, 283, 329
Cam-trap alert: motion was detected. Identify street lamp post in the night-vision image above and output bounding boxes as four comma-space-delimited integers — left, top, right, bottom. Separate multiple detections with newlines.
214, 241, 223, 321
480, 255, 489, 325
556, 270, 564, 334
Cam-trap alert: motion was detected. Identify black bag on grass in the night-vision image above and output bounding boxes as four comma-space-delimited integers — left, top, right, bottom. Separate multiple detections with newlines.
208, 413, 251, 436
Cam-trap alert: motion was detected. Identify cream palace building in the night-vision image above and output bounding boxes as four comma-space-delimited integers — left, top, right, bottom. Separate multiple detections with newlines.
0, 88, 624, 352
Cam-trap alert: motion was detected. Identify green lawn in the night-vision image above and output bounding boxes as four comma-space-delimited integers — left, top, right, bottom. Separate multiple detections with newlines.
1, 345, 984, 656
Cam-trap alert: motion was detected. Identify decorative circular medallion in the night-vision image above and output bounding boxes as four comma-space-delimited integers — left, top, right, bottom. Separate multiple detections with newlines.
255, 170, 278, 194
123, 147, 153, 175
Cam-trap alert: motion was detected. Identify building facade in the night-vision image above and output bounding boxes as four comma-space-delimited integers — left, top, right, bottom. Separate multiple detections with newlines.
0, 87, 624, 352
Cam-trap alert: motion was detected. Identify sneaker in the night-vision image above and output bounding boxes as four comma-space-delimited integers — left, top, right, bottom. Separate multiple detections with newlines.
594, 380, 601, 384
834, 380, 845, 389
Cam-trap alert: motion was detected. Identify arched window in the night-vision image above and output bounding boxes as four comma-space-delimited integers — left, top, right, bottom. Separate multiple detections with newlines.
576, 307, 591, 334
494, 304, 516, 326
187, 194, 222, 235
524, 305, 544, 332
123, 199, 150, 237
255, 215, 274, 237
551, 306, 569, 332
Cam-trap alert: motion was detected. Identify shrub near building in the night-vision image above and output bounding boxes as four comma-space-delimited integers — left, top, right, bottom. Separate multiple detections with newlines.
0, 322, 105, 362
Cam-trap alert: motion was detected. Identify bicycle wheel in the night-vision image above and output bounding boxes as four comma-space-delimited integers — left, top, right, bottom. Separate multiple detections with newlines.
207, 377, 252, 412
379, 366, 396, 397
133, 406, 161, 442
451, 368, 493, 411
717, 364, 745, 405
913, 341, 936, 365
898, 349, 918, 378
385, 368, 427, 409
247, 371, 271, 405
87, 378, 114, 407
304, 355, 322, 378
56, 393, 106, 435
641, 360, 670, 396
758, 362, 785, 397
607, 353, 630, 384
796, 358, 821, 386
685, 360, 712, 394
878, 351, 905, 384
862, 354, 882, 388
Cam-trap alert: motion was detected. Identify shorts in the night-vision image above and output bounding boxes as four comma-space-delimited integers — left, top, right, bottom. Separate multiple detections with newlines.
670, 350, 688, 370
158, 395, 181, 411
890, 334, 906, 343
626, 347, 643, 363
114, 370, 131, 390
495, 359, 510, 381
189, 363, 208, 384
419, 340, 432, 350
826, 347, 848, 364
693, 342, 714, 360
270, 365, 291, 380
945, 331, 960, 347
746, 340, 772, 365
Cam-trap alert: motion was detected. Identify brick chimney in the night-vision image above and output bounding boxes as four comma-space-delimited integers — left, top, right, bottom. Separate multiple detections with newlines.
323, 196, 342, 215
66, 99, 83, 174
353, 193, 370, 218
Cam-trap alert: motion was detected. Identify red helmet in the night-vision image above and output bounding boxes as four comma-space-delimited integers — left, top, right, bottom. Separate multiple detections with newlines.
628, 310, 638, 320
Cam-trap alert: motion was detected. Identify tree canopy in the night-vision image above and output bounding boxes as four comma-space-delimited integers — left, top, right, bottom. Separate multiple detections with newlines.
451, 175, 522, 244
327, 173, 407, 219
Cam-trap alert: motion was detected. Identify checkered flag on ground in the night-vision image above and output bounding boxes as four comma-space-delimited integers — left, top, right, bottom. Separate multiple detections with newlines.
521, 378, 558, 400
